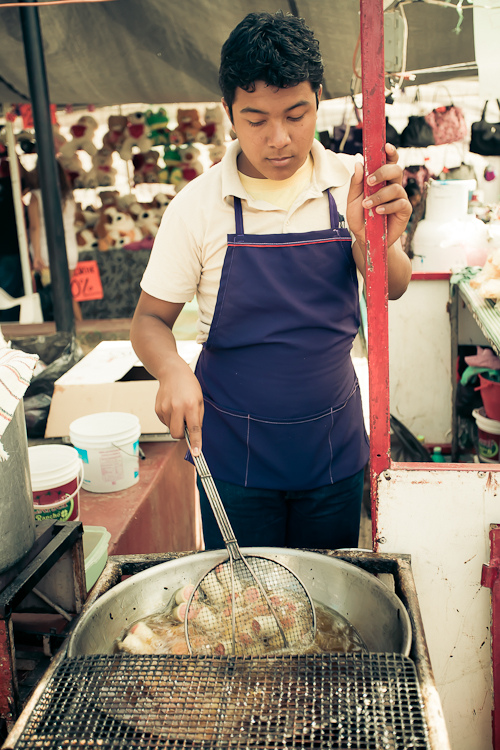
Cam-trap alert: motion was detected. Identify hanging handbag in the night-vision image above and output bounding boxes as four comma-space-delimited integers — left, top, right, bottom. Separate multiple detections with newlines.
332, 102, 363, 155
400, 116, 435, 148
470, 100, 500, 157
424, 105, 468, 145
423, 87, 467, 145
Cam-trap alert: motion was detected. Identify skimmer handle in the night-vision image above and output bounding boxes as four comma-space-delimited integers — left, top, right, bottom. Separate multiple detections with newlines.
184, 427, 240, 555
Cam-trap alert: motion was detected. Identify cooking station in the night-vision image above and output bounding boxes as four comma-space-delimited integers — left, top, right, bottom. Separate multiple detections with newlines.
2, 548, 450, 750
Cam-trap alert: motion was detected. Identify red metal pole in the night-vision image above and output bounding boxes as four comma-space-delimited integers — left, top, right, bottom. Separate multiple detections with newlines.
481, 524, 500, 749
359, 0, 390, 548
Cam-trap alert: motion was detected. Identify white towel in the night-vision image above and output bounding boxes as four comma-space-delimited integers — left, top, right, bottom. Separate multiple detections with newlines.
0, 347, 39, 461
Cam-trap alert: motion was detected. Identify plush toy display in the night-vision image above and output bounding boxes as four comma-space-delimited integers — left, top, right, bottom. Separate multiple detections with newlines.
60, 115, 99, 158
132, 150, 161, 184
119, 112, 153, 160
470, 249, 500, 303
85, 148, 117, 188
170, 108, 202, 145
197, 105, 225, 146
102, 115, 128, 154
146, 108, 171, 146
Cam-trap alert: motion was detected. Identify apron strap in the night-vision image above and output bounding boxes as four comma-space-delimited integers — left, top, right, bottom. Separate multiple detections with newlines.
328, 190, 342, 229
234, 197, 244, 237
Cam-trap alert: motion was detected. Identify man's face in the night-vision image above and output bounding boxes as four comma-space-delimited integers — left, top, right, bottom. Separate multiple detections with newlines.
224, 80, 320, 180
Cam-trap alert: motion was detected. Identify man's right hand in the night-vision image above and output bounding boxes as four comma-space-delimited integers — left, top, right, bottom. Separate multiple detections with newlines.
155, 359, 204, 456
130, 291, 205, 457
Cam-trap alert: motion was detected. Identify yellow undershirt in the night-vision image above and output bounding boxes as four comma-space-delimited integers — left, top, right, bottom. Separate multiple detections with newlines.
238, 154, 314, 211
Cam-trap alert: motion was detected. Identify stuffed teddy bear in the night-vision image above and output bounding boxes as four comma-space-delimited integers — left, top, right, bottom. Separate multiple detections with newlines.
197, 105, 226, 146
102, 115, 128, 154
58, 152, 88, 189
60, 115, 99, 158
146, 108, 171, 147
94, 206, 142, 251
85, 148, 117, 188
170, 108, 202, 146
470, 249, 500, 303
171, 144, 204, 192
119, 112, 153, 160
132, 150, 160, 184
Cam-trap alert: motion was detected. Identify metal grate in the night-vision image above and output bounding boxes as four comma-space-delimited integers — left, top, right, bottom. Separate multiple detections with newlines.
14, 653, 431, 749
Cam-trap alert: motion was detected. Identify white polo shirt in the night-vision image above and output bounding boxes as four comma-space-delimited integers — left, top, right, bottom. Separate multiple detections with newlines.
140, 138, 359, 343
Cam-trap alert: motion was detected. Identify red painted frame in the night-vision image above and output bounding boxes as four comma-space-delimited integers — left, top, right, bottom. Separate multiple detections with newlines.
360, 0, 389, 548
360, 4, 498, 745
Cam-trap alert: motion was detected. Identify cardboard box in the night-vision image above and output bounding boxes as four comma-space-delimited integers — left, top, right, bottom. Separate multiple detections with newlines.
45, 339, 202, 438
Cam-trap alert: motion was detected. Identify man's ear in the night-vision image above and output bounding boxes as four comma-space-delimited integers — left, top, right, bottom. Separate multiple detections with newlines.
221, 97, 233, 126
316, 84, 323, 109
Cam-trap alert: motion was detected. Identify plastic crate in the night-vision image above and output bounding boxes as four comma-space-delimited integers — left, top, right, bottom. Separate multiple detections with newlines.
83, 526, 111, 591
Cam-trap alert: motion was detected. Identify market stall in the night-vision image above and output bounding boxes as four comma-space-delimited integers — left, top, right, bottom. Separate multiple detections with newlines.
2, 1, 500, 749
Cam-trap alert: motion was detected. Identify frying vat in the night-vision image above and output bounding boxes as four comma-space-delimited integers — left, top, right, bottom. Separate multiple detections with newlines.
67, 548, 411, 656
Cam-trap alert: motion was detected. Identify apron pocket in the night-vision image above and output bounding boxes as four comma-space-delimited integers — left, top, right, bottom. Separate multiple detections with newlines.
247, 410, 335, 490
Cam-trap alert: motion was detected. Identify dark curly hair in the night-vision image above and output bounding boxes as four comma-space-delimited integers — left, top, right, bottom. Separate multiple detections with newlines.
219, 11, 324, 122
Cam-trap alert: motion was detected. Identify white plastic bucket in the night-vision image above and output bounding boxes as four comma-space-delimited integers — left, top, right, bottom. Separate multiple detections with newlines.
69, 412, 141, 494
29, 444, 83, 522
472, 407, 500, 462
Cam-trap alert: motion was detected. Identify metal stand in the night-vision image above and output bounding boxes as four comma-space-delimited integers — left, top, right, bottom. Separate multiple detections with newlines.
0, 522, 85, 732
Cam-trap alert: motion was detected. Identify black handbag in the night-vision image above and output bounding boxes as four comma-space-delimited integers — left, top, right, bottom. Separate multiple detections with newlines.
400, 116, 435, 148
470, 100, 500, 157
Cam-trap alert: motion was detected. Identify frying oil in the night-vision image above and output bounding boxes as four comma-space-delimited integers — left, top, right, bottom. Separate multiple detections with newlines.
116, 600, 367, 656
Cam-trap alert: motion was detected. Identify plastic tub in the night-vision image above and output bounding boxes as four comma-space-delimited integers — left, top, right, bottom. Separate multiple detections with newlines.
473, 407, 500, 462
29, 444, 83, 522
83, 526, 111, 591
477, 374, 500, 421
69, 412, 141, 493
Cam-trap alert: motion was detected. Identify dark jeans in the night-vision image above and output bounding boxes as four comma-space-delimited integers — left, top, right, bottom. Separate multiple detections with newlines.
198, 468, 365, 551
0, 254, 23, 321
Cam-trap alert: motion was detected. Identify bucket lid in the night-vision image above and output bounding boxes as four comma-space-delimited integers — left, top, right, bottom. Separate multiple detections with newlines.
69, 412, 141, 445
28, 444, 81, 491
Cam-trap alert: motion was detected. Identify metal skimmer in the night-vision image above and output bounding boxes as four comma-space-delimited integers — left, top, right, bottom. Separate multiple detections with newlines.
12, 653, 432, 749
184, 428, 316, 657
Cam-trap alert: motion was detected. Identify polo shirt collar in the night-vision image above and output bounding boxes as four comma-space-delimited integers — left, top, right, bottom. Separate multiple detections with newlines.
221, 138, 351, 202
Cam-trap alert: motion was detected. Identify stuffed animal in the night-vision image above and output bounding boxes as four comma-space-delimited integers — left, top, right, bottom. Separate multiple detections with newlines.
119, 112, 153, 160
171, 144, 204, 192
128, 201, 160, 239
170, 108, 202, 146
152, 192, 172, 219
85, 148, 117, 188
99, 190, 121, 208
132, 150, 160, 184
60, 115, 99, 158
58, 152, 88, 189
76, 228, 99, 252
94, 206, 142, 251
197, 105, 225, 146
146, 108, 171, 147
208, 143, 226, 166
16, 129, 37, 154
102, 115, 128, 154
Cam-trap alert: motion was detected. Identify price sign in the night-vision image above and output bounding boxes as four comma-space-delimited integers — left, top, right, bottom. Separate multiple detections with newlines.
71, 260, 104, 301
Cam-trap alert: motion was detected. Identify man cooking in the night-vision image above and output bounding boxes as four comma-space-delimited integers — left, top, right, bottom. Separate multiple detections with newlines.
130, 11, 412, 550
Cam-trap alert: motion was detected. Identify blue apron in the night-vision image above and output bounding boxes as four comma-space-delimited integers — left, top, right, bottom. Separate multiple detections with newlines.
194, 192, 369, 490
